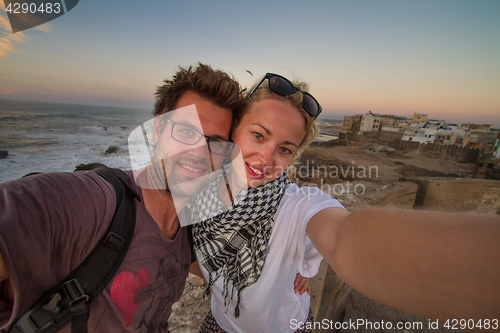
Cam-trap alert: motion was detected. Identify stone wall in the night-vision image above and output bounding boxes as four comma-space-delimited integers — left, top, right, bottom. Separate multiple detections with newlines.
402, 177, 500, 214
343, 134, 481, 163
418, 143, 481, 163
317, 181, 419, 211
379, 130, 404, 141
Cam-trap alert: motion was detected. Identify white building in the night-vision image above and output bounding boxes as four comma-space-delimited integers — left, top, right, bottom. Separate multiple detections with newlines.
359, 111, 381, 133
434, 128, 475, 147
402, 128, 437, 143
381, 126, 404, 133
493, 139, 500, 159
421, 120, 446, 130
394, 117, 409, 128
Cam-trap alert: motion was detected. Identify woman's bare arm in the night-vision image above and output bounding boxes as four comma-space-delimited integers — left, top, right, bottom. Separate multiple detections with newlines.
306, 207, 500, 323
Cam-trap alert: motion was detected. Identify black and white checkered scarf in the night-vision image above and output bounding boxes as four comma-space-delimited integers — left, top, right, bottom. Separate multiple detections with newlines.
190, 170, 290, 318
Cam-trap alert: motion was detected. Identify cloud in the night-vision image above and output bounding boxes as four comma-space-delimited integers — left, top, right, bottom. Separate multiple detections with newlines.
0, 2, 51, 59
0, 89, 45, 99
0, 7, 27, 58
0, 89, 18, 95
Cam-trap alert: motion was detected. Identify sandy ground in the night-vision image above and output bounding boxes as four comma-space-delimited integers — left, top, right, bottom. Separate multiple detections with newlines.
304, 142, 475, 181
312, 123, 475, 181
169, 140, 473, 332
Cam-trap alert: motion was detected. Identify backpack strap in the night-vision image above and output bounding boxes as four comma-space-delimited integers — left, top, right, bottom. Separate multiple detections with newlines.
9, 164, 140, 333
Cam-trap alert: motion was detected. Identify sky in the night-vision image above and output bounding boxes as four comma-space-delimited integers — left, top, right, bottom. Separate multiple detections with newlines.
1, 0, 499, 126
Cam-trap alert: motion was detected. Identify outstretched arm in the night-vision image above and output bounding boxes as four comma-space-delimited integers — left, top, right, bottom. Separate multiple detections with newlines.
306, 207, 500, 324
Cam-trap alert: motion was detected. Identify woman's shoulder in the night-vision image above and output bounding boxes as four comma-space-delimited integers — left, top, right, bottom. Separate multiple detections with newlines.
283, 183, 343, 208
284, 183, 333, 198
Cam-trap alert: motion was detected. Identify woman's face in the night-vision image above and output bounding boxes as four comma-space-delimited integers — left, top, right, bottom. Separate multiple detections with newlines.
232, 98, 306, 188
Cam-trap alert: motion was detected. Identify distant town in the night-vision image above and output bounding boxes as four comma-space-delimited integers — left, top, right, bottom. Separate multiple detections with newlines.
311, 111, 500, 180
331, 111, 500, 159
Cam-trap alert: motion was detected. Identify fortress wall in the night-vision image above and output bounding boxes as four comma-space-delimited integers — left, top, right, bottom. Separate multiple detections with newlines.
318, 181, 419, 211
320, 177, 499, 215
347, 134, 481, 163
364, 182, 419, 208
379, 130, 404, 141
418, 143, 480, 163
404, 177, 500, 214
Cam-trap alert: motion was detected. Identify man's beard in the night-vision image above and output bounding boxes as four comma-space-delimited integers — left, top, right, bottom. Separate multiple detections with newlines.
150, 150, 219, 200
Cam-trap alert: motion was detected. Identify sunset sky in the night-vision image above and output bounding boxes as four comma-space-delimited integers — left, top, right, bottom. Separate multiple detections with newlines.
1, 0, 499, 126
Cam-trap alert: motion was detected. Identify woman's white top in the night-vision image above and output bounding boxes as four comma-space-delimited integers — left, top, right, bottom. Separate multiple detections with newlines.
198, 184, 344, 333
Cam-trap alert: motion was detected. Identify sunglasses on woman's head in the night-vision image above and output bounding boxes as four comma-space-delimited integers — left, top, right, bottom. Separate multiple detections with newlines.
247, 73, 322, 119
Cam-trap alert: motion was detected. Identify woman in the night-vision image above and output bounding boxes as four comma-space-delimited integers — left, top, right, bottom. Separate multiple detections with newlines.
189, 72, 336, 332
189, 73, 500, 333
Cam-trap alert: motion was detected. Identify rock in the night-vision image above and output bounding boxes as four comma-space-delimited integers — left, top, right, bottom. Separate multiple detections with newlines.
169, 274, 210, 332
187, 275, 206, 287
105, 146, 119, 155
0, 150, 8, 159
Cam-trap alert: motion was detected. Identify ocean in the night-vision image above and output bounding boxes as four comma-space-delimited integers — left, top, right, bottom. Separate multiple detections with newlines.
0, 99, 153, 183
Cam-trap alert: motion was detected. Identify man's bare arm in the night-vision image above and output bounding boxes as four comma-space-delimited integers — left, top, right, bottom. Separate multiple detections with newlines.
306, 207, 500, 325
190, 261, 204, 279
0, 252, 7, 282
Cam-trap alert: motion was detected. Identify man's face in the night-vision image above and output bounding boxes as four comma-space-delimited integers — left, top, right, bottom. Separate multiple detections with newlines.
151, 91, 232, 199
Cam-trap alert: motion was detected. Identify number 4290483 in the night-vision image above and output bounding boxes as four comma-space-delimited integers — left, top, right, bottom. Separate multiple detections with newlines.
444, 319, 498, 330
5, 2, 61, 14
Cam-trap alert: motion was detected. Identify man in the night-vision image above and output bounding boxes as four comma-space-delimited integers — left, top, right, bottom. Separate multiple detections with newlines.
0, 63, 243, 332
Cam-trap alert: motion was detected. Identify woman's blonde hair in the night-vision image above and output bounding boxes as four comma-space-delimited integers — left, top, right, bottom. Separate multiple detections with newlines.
235, 76, 319, 170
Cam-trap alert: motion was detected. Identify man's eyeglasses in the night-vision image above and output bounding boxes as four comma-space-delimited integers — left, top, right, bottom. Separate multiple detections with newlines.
247, 73, 322, 119
166, 119, 234, 156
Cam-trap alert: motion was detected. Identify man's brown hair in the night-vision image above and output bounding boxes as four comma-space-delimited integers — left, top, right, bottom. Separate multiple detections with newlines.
154, 63, 244, 123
